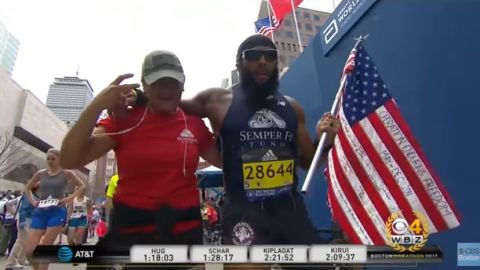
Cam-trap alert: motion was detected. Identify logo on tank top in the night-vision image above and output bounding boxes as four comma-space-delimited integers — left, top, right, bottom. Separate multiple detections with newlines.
232, 221, 255, 245
248, 109, 286, 129
177, 128, 197, 143
261, 150, 278, 161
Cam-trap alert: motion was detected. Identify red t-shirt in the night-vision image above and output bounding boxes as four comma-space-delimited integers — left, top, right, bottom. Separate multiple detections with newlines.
97, 107, 214, 233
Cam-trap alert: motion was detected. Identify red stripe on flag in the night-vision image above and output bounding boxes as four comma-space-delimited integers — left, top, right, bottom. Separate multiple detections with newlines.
327, 178, 363, 244
343, 50, 356, 74
350, 122, 417, 225
336, 130, 393, 227
368, 105, 449, 231
331, 146, 385, 244
384, 101, 462, 225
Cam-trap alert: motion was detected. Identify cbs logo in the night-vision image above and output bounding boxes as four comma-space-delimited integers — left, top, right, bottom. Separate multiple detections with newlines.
389, 215, 426, 245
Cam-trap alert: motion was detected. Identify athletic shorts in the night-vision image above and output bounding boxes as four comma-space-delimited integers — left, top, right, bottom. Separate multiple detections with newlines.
69, 216, 88, 228
30, 206, 67, 230
18, 217, 31, 231
87, 202, 202, 270
222, 193, 323, 245
222, 194, 335, 270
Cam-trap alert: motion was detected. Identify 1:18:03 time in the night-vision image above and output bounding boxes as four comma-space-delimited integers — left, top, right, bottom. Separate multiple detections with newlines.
144, 254, 174, 262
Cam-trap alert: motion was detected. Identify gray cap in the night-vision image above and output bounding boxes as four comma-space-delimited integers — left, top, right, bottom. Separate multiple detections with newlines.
141, 50, 185, 85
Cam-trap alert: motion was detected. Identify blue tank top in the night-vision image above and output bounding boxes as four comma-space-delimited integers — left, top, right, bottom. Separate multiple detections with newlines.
219, 85, 298, 203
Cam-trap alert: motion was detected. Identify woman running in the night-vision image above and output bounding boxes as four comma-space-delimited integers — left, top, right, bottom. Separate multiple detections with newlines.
24, 148, 85, 270
88, 205, 99, 239
61, 50, 221, 269
4, 185, 39, 270
67, 187, 90, 245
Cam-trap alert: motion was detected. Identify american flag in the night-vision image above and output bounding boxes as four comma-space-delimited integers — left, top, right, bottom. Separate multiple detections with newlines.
254, 16, 280, 37
326, 43, 461, 245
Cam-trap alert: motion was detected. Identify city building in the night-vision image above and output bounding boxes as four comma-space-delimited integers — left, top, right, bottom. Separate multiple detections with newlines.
89, 150, 117, 199
0, 19, 20, 75
220, 69, 240, 88
0, 69, 89, 190
91, 151, 116, 192
221, 5, 331, 88
46, 76, 94, 127
258, 3, 330, 70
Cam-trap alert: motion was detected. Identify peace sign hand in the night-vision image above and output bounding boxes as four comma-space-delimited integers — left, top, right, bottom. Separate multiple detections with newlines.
91, 73, 140, 113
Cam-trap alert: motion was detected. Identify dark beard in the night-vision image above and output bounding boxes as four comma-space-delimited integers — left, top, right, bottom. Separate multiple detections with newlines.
239, 67, 279, 106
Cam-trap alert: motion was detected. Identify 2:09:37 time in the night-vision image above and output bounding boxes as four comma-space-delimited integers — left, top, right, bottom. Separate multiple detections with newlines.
325, 253, 355, 261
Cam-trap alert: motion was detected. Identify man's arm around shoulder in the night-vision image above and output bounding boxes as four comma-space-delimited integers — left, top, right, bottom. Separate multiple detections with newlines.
180, 88, 229, 117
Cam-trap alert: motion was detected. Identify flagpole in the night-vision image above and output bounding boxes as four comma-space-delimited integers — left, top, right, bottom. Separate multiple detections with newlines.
290, 0, 303, 53
266, 0, 275, 42
301, 36, 366, 193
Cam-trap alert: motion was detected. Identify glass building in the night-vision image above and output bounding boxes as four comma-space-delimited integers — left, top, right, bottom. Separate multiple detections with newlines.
0, 20, 20, 75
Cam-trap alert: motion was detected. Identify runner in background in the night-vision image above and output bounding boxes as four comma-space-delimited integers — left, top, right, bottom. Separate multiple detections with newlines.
67, 187, 90, 245
105, 174, 119, 211
0, 193, 20, 256
24, 148, 85, 270
88, 205, 99, 238
97, 174, 119, 241
96, 192, 108, 242
4, 186, 39, 270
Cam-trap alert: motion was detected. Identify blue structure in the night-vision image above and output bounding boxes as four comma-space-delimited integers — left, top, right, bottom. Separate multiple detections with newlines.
196, 165, 223, 188
280, 0, 479, 269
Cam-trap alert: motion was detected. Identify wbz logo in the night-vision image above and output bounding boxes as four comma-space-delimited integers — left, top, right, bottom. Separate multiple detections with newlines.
391, 235, 424, 245
389, 216, 425, 245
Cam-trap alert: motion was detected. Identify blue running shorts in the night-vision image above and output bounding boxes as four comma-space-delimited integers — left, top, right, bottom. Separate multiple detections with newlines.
68, 216, 88, 228
30, 206, 67, 230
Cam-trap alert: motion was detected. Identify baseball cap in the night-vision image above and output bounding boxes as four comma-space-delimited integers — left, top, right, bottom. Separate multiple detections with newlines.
141, 50, 185, 85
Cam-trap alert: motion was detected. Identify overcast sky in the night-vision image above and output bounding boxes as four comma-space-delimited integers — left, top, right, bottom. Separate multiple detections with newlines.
0, 0, 338, 102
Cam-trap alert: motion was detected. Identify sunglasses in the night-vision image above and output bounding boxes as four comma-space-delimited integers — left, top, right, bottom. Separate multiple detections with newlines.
242, 49, 278, 62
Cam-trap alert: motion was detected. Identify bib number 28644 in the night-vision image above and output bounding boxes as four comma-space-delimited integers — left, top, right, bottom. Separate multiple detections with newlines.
242, 160, 294, 190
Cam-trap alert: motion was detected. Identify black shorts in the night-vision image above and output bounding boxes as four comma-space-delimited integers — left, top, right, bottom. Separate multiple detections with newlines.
222, 193, 336, 270
222, 193, 322, 245
87, 202, 202, 270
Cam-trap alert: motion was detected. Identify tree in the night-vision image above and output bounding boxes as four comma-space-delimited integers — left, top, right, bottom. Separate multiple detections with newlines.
0, 131, 32, 181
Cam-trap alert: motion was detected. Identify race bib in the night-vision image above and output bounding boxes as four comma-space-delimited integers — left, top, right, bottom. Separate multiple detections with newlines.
70, 211, 82, 218
242, 148, 295, 201
38, 198, 59, 208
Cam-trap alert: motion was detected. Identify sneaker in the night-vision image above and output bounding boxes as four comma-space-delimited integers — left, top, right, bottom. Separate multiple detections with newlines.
5, 264, 24, 270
